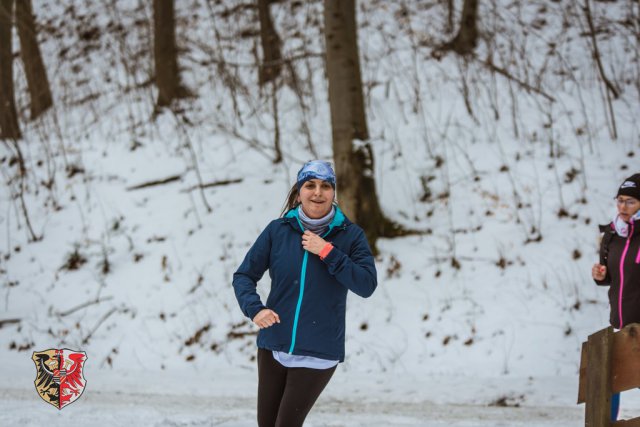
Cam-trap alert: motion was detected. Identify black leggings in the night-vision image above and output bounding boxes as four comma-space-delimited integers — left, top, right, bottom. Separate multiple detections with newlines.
257, 348, 336, 427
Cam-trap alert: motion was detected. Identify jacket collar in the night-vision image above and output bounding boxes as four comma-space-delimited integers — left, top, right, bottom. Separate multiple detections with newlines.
600, 218, 640, 237
283, 204, 349, 235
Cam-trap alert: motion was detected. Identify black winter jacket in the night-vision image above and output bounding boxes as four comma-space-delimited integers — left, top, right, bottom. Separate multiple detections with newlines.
595, 219, 640, 328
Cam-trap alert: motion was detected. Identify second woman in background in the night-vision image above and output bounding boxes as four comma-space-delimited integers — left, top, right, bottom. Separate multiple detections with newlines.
592, 173, 640, 422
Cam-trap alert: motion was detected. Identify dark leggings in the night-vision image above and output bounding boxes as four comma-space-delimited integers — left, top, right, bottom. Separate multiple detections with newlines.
257, 348, 336, 427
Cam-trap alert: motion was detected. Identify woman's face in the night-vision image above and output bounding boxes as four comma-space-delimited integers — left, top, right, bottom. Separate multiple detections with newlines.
617, 196, 640, 222
297, 179, 335, 219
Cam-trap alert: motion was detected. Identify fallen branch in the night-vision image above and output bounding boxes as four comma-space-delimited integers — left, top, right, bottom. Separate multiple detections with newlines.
55, 296, 114, 317
227, 330, 257, 340
126, 174, 182, 191
181, 178, 243, 192
200, 178, 243, 188
0, 318, 21, 329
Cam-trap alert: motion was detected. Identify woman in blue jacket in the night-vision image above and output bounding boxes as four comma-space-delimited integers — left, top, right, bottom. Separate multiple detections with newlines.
233, 160, 377, 427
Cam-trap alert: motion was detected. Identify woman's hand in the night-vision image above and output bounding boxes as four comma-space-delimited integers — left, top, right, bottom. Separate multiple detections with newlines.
592, 263, 607, 281
253, 309, 280, 329
302, 230, 328, 255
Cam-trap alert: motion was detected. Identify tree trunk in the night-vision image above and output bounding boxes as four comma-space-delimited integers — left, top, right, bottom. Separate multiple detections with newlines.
153, 0, 180, 107
15, 0, 52, 120
325, 0, 397, 252
257, 0, 282, 86
450, 0, 479, 56
0, 0, 21, 139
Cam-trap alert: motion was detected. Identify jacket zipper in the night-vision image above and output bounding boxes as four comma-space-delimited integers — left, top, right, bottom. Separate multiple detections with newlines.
289, 250, 308, 354
618, 221, 635, 328
288, 221, 336, 354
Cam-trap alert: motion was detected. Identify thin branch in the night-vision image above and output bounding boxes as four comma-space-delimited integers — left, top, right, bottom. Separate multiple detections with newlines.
171, 111, 213, 213
184, 37, 324, 68
284, 59, 318, 158
478, 56, 556, 103
82, 307, 118, 345
126, 174, 182, 191
5, 139, 40, 241
216, 122, 277, 161
583, 0, 619, 139
583, 0, 621, 99
55, 296, 114, 318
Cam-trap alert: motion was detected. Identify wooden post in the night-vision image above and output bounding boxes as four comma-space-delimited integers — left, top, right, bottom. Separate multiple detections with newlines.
585, 326, 613, 427
579, 324, 640, 426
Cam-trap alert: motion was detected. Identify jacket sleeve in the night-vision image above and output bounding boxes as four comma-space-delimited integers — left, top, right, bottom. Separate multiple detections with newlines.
594, 229, 611, 286
322, 226, 377, 298
232, 223, 272, 320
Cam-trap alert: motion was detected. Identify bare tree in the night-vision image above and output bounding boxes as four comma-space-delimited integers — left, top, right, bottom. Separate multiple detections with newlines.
257, 0, 283, 162
153, 0, 180, 107
257, 0, 282, 86
324, 0, 406, 252
0, 0, 21, 139
15, 0, 52, 120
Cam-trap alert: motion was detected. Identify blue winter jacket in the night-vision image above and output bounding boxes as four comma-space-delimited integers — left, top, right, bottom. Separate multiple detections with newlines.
233, 206, 377, 362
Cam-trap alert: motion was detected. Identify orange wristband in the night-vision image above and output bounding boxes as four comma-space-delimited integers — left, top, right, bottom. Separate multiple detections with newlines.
319, 243, 334, 260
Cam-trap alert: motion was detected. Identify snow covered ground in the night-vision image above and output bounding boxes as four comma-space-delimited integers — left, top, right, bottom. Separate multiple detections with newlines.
0, 350, 606, 426
0, 385, 587, 427
3, 350, 640, 426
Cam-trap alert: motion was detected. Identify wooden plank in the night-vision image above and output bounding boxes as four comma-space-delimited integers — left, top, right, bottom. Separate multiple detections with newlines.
585, 326, 613, 427
612, 324, 640, 393
614, 417, 640, 427
578, 341, 588, 404
578, 323, 640, 403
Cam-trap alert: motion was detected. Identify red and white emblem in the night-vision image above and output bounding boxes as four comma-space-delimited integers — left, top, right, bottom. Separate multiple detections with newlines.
32, 348, 87, 409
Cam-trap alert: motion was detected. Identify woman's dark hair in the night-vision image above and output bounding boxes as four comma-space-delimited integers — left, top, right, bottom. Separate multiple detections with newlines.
280, 183, 300, 217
